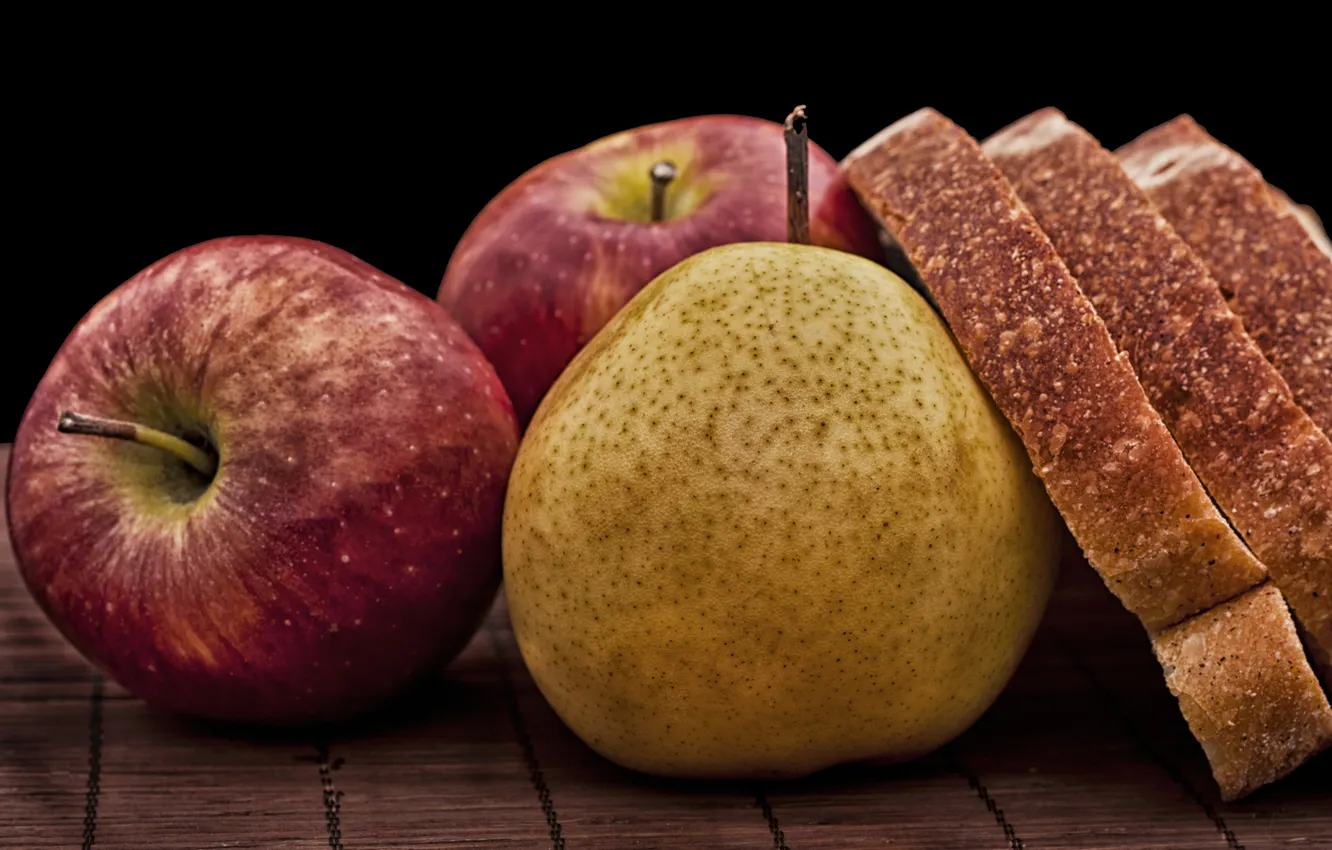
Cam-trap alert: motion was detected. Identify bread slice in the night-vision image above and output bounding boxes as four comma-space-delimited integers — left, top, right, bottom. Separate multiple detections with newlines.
840, 108, 1329, 799
1117, 117, 1332, 436
841, 108, 1265, 633
1154, 581, 1332, 800
1269, 184, 1332, 258
984, 108, 1332, 676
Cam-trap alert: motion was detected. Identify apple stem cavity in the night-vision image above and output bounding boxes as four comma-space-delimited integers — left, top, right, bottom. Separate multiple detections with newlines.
57, 411, 218, 478
784, 105, 811, 245
649, 160, 678, 223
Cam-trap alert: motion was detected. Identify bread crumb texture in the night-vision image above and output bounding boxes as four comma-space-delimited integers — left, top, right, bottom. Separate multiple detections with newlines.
987, 108, 1332, 667
841, 109, 1266, 632
1119, 116, 1332, 436
1153, 583, 1332, 800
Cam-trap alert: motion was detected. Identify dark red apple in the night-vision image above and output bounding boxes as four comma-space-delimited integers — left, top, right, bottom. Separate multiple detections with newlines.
6, 236, 519, 724
438, 114, 883, 426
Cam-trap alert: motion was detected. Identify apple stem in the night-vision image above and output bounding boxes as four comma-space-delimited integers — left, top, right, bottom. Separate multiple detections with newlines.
56, 411, 218, 478
649, 160, 678, 223
785, 106, 810, 245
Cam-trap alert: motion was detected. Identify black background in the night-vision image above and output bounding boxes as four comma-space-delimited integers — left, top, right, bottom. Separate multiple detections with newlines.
7, 41, 1326, 443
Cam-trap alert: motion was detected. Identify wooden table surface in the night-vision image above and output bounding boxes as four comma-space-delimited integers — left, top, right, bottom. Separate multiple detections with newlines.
2, 443, 1329, 849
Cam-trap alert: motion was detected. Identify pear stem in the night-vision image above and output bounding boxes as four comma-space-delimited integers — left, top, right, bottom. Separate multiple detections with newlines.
784, 105, 810, 245
57, 411, 218, 478
649, 160, 677, 223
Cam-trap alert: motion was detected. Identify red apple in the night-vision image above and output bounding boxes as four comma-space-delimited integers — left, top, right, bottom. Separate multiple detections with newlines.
438, 114, 883, 426
6, 236, 519, 724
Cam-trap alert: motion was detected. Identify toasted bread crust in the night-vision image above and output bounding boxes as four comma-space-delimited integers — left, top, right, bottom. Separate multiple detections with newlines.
1118, 116, 1332, 435
1153, 582, 1332, 800
985, 109, 1332, 667
1269, 184, 1332, 259
841, 109, 1266, 633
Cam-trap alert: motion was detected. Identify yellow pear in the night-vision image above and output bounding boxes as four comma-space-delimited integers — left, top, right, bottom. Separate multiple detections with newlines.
503, 241, 1060, 779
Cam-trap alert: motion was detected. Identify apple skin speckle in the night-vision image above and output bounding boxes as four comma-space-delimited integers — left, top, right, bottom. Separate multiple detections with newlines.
6, 235, 519, 725
438, 115, 884, 428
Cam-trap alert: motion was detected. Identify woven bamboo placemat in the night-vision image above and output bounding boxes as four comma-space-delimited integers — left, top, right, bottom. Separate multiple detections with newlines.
2, 444, 1328, 848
